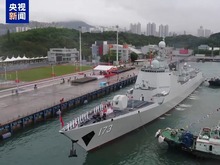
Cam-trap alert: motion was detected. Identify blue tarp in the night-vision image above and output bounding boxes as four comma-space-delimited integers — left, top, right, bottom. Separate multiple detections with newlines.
99, 82, 107, 87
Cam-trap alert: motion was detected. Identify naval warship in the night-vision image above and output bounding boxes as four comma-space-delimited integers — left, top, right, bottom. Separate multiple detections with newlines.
59, 40, 204, 155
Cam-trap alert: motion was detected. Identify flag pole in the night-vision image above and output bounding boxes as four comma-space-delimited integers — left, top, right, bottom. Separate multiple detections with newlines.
15, 70, 19, 94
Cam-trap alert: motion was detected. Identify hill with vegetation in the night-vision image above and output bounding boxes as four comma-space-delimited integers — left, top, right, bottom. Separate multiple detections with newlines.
0, 27, 220, 60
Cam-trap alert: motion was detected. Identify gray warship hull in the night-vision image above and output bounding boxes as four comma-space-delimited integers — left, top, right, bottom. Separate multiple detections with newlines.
60, 72, 204, 151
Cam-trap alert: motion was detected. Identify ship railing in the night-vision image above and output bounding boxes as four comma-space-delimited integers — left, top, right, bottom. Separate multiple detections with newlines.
198, 127, 211, 140
63, 103, 106, 131
62, 111, 90, 131
89, 102, 114, 118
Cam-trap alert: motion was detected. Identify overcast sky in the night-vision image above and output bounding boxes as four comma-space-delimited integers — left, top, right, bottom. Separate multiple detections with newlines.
1, 0, 219, 35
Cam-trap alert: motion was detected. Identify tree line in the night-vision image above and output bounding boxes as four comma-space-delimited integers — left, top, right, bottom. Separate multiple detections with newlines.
0, 27, 220, 60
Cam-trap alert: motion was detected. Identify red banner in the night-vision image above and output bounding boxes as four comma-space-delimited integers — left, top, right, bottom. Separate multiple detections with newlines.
179, 49, 188, 54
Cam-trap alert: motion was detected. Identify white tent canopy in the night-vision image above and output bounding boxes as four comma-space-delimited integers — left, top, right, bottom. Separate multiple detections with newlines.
21, 55, 29, 60
10, 56, 16, 61
16, 55, 23, 61
2, 55, 47, 62
4, 56, 12, 62
93, 65, 117, 71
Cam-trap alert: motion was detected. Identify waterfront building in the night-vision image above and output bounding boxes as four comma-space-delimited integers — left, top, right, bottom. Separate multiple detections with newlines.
91, 41, 142, 63
47, 48, 79, 64
91, 41, 115, 62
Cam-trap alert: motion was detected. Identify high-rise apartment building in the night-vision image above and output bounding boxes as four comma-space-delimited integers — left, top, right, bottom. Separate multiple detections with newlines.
146, 23, 151, 36
146, 22, 156, 36
204, 29, 211, 38
137, 22, 141, 35
130, 22, 141, 35
130, 23, 135, 33
159, 24, 163, 37
197, 26, 204, 37
151, 23, 156, 36
197, 26, 212, 38
164, 25, 169, 37
158, 24, 169, 37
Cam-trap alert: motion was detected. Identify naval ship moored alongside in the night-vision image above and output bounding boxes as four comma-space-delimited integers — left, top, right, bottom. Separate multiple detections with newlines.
59, 40, 204, 155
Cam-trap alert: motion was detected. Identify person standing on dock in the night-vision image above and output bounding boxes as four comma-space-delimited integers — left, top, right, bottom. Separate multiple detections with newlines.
140, 94, 144, 101
15, 89, 18, 95
68, 77, 71, 83
60, 98, 64, 103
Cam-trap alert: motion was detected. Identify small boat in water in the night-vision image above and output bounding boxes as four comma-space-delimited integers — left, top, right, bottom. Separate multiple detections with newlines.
155, 121, 220, 159
208, 78, 220, 87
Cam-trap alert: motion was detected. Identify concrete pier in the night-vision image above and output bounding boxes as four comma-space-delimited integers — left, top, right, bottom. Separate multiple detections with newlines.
0, 69, 138, 139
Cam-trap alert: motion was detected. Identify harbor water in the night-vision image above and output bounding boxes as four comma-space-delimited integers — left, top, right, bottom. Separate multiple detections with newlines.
1, 62, 220, 165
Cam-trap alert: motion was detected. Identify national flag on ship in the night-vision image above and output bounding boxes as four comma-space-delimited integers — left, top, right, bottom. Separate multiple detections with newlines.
59, 114, 64, 127
57, 109, 64, 127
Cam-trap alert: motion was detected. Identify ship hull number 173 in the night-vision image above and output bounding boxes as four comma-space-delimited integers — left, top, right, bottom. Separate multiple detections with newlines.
98, 124, 113, 136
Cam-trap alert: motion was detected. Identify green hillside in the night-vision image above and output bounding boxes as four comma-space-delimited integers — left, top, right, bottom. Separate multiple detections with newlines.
0, 27, 220, 59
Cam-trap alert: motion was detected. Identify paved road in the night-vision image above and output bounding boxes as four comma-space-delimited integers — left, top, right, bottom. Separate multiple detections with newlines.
0, 70, 96, 99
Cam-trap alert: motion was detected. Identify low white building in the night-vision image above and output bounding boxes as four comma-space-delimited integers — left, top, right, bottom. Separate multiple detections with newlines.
91, 41, 142, 63
109, 44, 142, 63
198, 45, 210, 50
47, 48, 79, 64
16, 26, 31, 32
141, 45, 159, 54
109, 44, 130, 62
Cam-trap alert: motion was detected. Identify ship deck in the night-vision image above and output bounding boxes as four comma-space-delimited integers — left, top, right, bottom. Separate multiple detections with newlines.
63, 100, 154, 131
198, 127, 220, 140
160, 129, 184, 143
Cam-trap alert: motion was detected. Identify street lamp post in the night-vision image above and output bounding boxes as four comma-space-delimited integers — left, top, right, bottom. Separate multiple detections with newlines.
116, 25, 119, 65
79, 26, 82, 72
52, 65, 54, 75
4, 65, 7, 81
211, 46, 214, 61
16, 70, 18, 82
15, 70, 19, 94
51, 64, 55, 83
